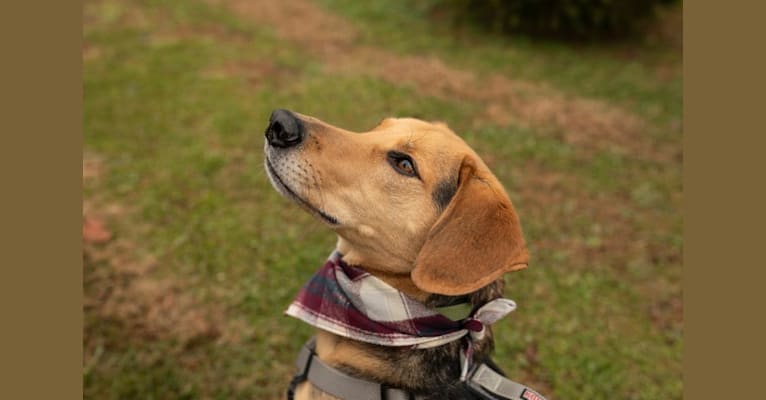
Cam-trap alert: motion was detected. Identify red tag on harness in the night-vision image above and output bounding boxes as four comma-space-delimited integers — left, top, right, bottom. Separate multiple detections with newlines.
522, 388, 544, 400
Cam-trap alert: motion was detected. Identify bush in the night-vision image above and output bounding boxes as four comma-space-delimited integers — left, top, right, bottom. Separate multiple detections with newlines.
440, 0, 676, 41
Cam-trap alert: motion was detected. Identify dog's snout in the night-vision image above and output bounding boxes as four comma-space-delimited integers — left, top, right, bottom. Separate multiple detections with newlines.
266, 109, 304, 148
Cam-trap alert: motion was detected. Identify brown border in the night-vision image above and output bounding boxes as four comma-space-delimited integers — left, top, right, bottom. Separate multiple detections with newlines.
0, 1, 82, 399
685, 2, 766, 399
4, 1, 765, 398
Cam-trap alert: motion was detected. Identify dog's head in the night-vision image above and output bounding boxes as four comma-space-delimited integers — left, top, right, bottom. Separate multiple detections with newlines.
264, 109, 528, 296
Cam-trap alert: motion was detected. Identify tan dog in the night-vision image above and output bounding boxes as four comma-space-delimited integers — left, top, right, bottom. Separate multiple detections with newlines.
264, 109, 529, 400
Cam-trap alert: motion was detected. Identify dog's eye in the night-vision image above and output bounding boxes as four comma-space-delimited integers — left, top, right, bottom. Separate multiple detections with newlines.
396, 159, 414, 175
387, 151, 419, 178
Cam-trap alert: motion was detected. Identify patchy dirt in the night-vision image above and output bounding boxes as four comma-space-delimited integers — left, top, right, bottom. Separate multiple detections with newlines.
336, 51, 647, 156
206, 0, 357, 51
201, 59, 297, 89
83, 156, 230, 354
83, 154, 104, 182
96, 268, 222, 348
335, 49, 477, 97
650, 294, 683, 335
83, 217, 112, 244
82, 42, 102, 63
84, 0, 151, 31
512, 161, 683, 335
149, 21, 254, 47
208, 0, 657, 159
512, 162, 642, 266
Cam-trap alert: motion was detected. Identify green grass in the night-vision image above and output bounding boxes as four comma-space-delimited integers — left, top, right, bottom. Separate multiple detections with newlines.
84, 0, 682, 399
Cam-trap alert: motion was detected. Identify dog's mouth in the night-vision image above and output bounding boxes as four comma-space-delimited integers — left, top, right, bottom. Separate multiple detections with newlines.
265, 157, 339, 225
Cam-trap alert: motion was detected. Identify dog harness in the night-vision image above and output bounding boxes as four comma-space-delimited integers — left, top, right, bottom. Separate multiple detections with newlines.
287, 338, 547, 400
285, 251, 548, 400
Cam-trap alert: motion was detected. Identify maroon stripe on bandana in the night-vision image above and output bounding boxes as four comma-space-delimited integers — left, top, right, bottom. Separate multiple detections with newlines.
285, 250, 517, 379
288, 257, 545, 396
288, 254, 464, 340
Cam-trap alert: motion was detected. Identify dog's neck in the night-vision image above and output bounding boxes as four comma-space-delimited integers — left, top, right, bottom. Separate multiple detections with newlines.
336, 237, 430, 302
310, 262, 507, 395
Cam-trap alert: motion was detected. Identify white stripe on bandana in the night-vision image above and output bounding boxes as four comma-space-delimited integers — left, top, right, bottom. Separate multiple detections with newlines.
286, 251, 517, 378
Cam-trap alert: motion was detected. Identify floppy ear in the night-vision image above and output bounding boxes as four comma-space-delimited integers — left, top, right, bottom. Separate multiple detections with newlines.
411, 157, 529, 295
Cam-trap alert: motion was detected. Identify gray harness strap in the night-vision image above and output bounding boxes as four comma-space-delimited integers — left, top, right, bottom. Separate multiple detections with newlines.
466, 364, 547, 400
291, 338, 420, 400
289, 338, 548, 400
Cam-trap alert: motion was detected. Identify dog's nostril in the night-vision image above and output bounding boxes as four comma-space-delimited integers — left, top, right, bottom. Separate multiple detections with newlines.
271, 121, 284, 135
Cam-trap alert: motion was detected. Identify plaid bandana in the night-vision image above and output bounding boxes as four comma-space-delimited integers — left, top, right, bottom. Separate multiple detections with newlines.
286, 251, 517, 379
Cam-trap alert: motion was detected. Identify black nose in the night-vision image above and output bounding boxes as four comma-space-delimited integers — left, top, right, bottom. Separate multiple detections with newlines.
265, 109, 304, 148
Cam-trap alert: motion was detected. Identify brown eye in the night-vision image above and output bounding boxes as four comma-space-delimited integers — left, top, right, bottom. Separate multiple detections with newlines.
396, 159, 414, 175
387, 151, 419, 178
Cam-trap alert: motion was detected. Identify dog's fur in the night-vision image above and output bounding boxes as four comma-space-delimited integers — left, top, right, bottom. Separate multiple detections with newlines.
265, 112, 529, 400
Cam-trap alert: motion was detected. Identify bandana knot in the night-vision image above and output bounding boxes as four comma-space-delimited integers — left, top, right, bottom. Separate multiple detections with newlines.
463, 318, 485, 340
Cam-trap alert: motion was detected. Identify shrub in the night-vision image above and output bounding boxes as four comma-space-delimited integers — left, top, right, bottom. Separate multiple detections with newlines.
439, 0, 677, 41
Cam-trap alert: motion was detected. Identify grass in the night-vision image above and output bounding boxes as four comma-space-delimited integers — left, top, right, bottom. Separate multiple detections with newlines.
83, 0, 682, 399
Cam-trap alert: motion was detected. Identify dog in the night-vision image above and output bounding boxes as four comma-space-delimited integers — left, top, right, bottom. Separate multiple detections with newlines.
264, 109, 531, 400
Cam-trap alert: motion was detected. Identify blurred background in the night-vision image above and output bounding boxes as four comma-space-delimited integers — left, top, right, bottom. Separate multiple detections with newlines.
83, 0, 682, 399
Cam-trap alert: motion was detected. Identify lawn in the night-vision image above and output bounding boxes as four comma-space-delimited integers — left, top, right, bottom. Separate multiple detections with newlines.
83, 0, 682, 399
